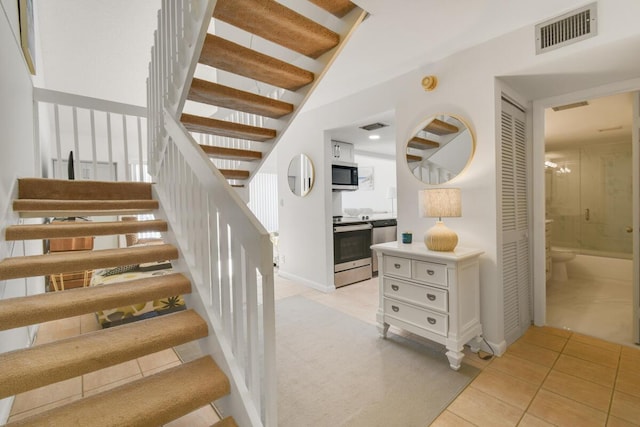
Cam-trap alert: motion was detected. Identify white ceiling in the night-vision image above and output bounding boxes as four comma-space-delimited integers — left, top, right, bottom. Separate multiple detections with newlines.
33, 0, 633, 152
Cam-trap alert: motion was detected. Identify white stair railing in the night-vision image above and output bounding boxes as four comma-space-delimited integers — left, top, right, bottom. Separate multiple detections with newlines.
33, 88, 148, 183
147, 1, 276, 426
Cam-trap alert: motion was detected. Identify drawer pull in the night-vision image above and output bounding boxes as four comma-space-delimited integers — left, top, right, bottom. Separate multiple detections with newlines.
392, 305, 399, 312
426, 269, 435, 276
394, 263, 401, 269
391, 284, 399, 291
426, 293, 436, 301
427, 317, 436, 325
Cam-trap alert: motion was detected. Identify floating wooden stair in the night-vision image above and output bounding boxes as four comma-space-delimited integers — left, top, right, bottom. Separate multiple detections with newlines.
408, 136, 440, 150
188, 78, 294, 119
424, 118, 460, 136
213, 0, 340, 59
199, 34, 315, 92
181, 0, 364, 187
406, 154, 422, 163
181, 112, 276, 141
200, 145, 262, 162
1, 178, 234, 425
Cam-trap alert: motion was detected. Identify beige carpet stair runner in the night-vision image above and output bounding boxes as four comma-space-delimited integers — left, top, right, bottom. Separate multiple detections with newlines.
0, 178, 234, 426
183, 0, 362, 186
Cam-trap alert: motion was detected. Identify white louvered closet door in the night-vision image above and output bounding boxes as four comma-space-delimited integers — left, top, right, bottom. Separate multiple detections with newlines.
633, 91, 640, 345
500, 98, 531, 345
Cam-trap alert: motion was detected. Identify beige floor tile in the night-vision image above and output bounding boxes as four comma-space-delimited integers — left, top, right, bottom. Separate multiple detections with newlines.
542, 370, 612, 412
470, 369, 538, 410
520, 329, 568, 352
486, 354, 550, 386
527, 389, 607, 427
82, 359, 142, 391
137, 348, 181, 372
80, 312, 101, 333
83, 373, 143, 397
571, 333, 622, 354
563, 340, 620, 368
505, 341, 559, 368
34, 316, 81, 344
533, 326, 572, 339
616, 370, 640, 398
430, 410, 477, 427
606, 415, 640, 427
518, 413, 555, 427
7, 394, 82, 423
142, 360, 182, 377
10, 377, 82, 415
553, 354, 617, 387
448, 386, 523, 427
462, 346, 494, 370
163, 404, 220, 426
610, 391, 640, 424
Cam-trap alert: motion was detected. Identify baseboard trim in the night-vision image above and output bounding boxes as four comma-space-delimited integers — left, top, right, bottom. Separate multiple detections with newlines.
277, 270, 335, 293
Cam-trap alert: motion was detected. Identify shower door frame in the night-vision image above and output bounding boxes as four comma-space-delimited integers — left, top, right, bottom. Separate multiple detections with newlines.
532, 81, 640, 346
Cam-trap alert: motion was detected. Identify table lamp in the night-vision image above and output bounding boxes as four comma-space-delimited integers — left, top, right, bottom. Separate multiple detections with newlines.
422, 188, 461, 251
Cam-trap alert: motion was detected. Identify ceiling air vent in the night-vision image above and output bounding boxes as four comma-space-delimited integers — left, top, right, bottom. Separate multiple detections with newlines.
535, 3, 597, 55
359, 122, 388, 131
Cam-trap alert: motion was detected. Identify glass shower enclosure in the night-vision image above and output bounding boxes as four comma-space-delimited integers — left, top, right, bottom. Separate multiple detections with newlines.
546, 140, 632, 259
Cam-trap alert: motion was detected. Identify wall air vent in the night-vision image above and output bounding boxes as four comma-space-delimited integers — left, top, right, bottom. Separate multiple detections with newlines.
552, 101, 589, 112
359, 122, 388, 131
535, 3, 597, 54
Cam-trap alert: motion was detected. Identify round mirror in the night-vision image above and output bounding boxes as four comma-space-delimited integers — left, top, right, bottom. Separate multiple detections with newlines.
406, 114, 475, 184
287, 153, 315, 197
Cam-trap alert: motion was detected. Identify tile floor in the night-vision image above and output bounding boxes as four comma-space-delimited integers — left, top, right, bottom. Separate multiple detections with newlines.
8, 274, 640, 426
277, 274, 640, 426
7, 313, 220, 426
546, 275, 634, 347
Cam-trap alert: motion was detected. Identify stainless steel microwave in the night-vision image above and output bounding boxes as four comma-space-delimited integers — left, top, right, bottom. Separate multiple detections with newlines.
332, 163, 358, 191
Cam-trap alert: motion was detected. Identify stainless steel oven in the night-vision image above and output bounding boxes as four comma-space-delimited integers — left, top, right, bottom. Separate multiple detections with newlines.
333, 222, 372, 287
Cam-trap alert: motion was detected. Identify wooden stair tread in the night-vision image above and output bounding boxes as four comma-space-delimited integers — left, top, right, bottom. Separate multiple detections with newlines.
214, 0, 339, 59
220, 169, 250, 180
406, 154, 422, 163
188, 79, 293, 119
212, 416, 239, 427
7, 356, 229, 427
200, 145, 262, 161
18, 178, 153, 200
424, 118, 459, 136
0, 310, 207, 399
5, 219, 167, 241
407, 136, 440, 150
0, 244, 179, 281
308, 0, 357, 17
13, 199, 159, 218
200, 34, 314, 91
0, 273, 191, 331
181, 113, 276, 142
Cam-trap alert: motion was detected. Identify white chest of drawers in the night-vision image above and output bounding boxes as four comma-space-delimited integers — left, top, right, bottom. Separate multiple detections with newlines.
371, 241, 484, 370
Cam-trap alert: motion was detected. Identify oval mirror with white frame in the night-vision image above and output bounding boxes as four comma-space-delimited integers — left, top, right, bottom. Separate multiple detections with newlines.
406, 114, 475, 184
287, 153, 315, 197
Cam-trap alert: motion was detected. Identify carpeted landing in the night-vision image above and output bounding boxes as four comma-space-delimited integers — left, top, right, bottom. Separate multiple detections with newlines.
276, 295, 479, 426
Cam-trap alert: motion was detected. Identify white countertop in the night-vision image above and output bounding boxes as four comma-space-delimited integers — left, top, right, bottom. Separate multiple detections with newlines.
371, 241, 484, 261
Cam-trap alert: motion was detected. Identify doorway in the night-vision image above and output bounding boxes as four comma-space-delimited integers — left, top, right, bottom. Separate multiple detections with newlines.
540, 91, 637, 346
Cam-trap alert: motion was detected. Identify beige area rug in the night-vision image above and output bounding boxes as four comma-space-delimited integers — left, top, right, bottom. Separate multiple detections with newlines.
276, 295, 479, 427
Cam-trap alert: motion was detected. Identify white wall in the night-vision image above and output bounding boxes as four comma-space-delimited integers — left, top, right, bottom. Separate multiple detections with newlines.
341, 152, 397, 215
277, 0, 640, 349
0, 2, 40, 422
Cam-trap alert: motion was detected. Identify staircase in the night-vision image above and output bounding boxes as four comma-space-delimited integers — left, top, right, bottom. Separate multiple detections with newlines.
178, 0, 366, 188
0, 178, 234, 426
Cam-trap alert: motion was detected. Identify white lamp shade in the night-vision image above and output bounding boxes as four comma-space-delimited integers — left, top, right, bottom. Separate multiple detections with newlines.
422, 188, 461, 218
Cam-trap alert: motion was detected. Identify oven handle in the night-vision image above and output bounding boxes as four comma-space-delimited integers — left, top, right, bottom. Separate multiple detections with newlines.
333, 223, 373, 233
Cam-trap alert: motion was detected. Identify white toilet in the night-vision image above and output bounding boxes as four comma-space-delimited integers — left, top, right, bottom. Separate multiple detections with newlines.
550, 247, 576, 281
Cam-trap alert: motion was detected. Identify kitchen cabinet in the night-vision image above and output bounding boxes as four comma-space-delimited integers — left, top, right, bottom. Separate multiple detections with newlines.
331, 141, 354, 163
371, 241, 483, 370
